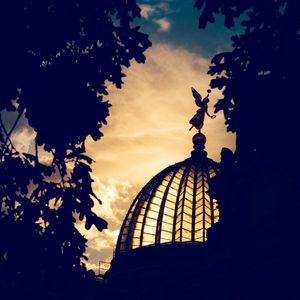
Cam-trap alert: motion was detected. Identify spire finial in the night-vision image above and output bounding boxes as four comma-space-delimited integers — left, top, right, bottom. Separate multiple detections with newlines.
191, 132, 207, 158
189, 87, 216, 133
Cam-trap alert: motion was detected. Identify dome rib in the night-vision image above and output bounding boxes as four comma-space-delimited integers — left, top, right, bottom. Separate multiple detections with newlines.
201, 165, 206, 240
139, 176, 161, 248
191, 163, 198, 242
155, 169, 179, 244
207, 164, 215, 228
172, 164, 191, 243
127, 181, 156, 250
172, 165, 185, 242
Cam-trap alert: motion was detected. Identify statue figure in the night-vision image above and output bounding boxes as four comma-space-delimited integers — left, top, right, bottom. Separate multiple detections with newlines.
189, 87, 216, 132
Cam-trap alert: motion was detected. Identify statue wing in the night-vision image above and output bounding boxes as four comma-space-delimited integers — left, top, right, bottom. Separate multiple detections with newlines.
191, 87, 202, 107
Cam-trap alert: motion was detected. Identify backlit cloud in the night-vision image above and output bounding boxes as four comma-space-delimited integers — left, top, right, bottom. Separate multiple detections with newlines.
140, 4, 156, 19
11, 124, 36, 154
154, 18, 172, 32
140, 2, 171, 20
91, 177, 136, 229
76, 177, 137, 268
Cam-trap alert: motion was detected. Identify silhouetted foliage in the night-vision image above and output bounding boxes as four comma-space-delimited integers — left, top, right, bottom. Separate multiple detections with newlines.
195, 0, 300, 161
0, 0, 151, 289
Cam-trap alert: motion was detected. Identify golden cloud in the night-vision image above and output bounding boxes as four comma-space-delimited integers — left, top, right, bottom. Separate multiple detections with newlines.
154, 18, 172, 32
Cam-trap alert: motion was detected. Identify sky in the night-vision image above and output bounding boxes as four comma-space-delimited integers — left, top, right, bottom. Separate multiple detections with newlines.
80, 0, 237, 273
9, 0, 238, 274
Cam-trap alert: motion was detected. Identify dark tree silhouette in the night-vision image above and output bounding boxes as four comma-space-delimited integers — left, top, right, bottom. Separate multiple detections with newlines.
0, 0, 151, 290
195, 0, 300, 162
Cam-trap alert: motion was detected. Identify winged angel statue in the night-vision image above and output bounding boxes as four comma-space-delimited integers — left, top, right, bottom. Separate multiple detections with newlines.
189, 87, 216, 132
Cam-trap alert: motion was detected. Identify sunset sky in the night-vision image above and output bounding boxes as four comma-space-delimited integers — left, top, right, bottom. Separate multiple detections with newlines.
80, 0, 237, 272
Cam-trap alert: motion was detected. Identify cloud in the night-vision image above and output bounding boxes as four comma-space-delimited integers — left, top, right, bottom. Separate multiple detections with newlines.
140, 4, 156, 19
91, 177, 136, 229
139, 2, 172, 32
155, 2, 171, 12
140, 2, 171, 20
154, 18, 172, 32
11, 125, 36, 154
76, 178, 136, 267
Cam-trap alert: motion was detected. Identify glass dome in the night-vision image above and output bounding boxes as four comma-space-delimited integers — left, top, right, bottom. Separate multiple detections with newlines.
115, 133, 220, 255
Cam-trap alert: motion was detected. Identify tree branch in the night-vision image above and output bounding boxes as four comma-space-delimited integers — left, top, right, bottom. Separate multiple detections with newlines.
0, 113, 18, 156
35, 140, 39, 166
51, 149, 66, 189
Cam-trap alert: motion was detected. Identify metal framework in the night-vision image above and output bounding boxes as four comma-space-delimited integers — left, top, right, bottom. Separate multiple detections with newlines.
115, 155, 220, 255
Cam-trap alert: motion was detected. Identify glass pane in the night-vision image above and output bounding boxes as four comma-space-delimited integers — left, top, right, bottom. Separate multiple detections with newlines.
196, 200, 204, 208
133, 229, 141, 239
204, 221, 211, 229
160, 230, 172, 241
140, 204, 148, 212
137, 214, 144, 223
142, 233, 155, 245
152, 196, 162, 206
135, 223, 142, 230
165, 199, 176, 209
172, 177, 181, 185
145, 218, 157, 227
155, 190, 164, 198
160, 238, 171, 244
195, 216, 203, 228
144, 225, 156, 235
162, 214, 173, 224
142, 240, 153, 246
161, 222, 173, 232
149, 202, 160, 212
167, 193, 177, 203
209, 167, 216, 178
168, 187, 178, 196
163, 207, 173, 216
147, 210, 159, 219
184, 205, 193, 215
163, 174, 172, 182
195, 232, 203, 241
183, 213, 192, 223
177, 204, 183, 215
195, 222, 203, 231
131, 237, 140, 248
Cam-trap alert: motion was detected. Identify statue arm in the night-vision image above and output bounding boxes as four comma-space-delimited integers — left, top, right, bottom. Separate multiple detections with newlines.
206, 111, 216, 119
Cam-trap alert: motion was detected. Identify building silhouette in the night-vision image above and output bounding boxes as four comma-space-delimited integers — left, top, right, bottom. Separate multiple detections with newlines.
105, 98, 300, 299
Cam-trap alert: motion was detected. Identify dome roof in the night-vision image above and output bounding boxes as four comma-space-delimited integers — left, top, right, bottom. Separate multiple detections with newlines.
115, 133, 220, 255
